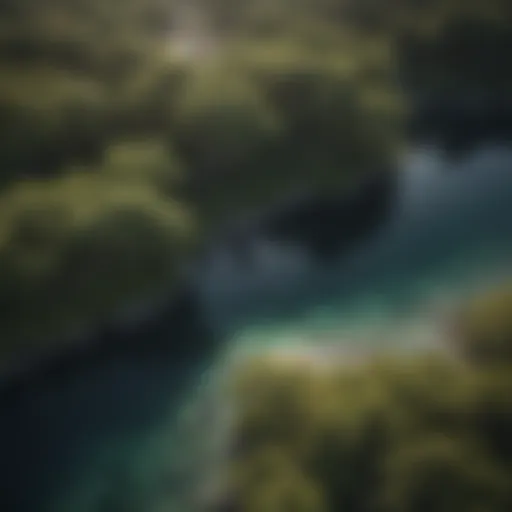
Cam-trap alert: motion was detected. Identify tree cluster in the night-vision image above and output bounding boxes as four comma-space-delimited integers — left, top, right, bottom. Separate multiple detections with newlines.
219, 284, 512, 511
0, 0, 406, 352
0, 0, 510, 363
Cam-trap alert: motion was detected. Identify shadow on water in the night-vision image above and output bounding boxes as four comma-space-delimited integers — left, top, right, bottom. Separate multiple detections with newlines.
202, 145, 512, 334
408, 94, 512, 158
1, 141, 512, 510
0, 285, 217, 511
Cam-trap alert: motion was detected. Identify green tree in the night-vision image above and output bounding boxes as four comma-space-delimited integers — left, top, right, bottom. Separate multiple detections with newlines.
224, 331, 512, 511
452, 285, 512, 365
380, 434, 510, 512
0, 173, 194, 360
168, 38, 403, 225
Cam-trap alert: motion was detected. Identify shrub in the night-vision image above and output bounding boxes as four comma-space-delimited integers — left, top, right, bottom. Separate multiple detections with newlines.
232, 446, 327, 512
0, 66, 109, 183
168, 40, 403, 226
230, 40, 403, 173
0, 173, 194, 358
452, 284, 512, 365
380, 434, 510, 512
100, 139, 183, 194
171, 66, 283, 179
223, 347, 512, 512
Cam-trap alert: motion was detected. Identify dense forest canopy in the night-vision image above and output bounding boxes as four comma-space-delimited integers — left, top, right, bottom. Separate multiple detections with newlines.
0, 0, 509, 378
0, 0, 408, 350
0, 0, 508, 180
0, 0, 510, 372
0, 0, 511, 511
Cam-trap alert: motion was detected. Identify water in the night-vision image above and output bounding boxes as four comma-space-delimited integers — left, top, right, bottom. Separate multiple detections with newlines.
201, 146, 512, 360
2, 145, 512, 511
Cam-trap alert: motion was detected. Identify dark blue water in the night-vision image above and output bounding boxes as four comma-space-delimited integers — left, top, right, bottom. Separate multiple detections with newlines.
3, 146, 512, 511
200, 147, 512, 340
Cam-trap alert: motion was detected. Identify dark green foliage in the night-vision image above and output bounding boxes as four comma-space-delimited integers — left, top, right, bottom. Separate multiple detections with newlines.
222, 290, 512, 512
99, 140, 184, 193
396, 12, 512, 95
0, 0, 409, 364
232, 447, 327, 512
0, 0, 406, 210
197, 0, 512, 97
0, 67, 109, 183
0, 174, 194, 358
0, 0, 179, 183
232, 42, 401, 163
170, 67, 283, 181
168, 39, 403, 224
453, 285, 512, 365
380, 434, 510, 512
